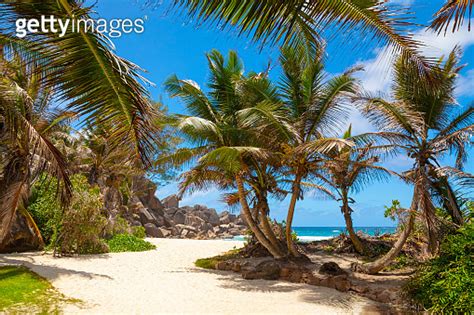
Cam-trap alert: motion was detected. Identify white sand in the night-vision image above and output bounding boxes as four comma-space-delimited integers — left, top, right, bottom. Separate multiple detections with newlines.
0, 238, 382, 314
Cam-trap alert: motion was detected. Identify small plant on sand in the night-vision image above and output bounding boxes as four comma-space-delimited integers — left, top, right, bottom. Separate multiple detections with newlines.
0, 266, 78, 312
106, 234, 156, 253
195, 249, 242, 269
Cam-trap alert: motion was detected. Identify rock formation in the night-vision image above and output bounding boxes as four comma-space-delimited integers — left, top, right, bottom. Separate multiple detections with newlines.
120, 190, 247, 239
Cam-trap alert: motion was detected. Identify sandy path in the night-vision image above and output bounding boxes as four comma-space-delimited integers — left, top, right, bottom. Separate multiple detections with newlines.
1, 239, 381, 314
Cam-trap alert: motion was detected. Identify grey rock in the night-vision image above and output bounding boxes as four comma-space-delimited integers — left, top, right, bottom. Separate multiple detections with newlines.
158, 228, 172, 238
165, 207, 178, 216
184, 215, 205, 229
207, 209, 220, 226
242, 261, 281, 280
136, 206, 159, 225
162, 194, 179, 208
319, 262, 348, 276
173, 211, 186, 225
144, 223, 164, 238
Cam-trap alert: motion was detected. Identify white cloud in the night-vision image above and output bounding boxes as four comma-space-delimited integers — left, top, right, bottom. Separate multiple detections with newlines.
388, 0, 415, 7
456, 69, 474, 97
348, 21, 474, 133
356, 20, 474, 95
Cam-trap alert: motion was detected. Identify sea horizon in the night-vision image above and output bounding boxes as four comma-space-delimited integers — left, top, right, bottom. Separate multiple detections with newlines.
231, 226, 397, 242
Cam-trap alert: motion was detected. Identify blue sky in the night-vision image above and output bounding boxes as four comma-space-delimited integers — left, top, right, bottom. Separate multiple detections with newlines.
89, 0, 473, 226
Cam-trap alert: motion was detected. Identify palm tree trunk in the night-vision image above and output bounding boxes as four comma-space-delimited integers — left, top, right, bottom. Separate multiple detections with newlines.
0, 156, 30, 250
235, 175, 285, 259
352, 197, 417, 274
286, 172, 303, 257
418, 160, 440, 255
258, 195, 287, 255
341, 194, 365, 254
18, 207, 45, 249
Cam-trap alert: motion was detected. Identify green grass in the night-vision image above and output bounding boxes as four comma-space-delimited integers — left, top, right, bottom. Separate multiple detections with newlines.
195, 249, 241, 269
0, 266, 76, 313
106, 234, 157, 253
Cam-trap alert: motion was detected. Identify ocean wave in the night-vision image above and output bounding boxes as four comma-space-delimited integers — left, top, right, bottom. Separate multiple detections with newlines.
229, 235, 334, 242
297, 236, 333, 242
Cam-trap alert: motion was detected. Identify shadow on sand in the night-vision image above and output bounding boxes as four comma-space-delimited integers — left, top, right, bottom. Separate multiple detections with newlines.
0, 254, 113, 281
187, 266, 390, 311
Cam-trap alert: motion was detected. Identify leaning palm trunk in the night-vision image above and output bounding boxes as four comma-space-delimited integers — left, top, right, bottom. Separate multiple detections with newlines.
18, 206, 45, 249
0, 156, 30, 249
342, 201, 365, 255
258, 196, 287, 255
418, 169, 440, 255
352, 197, 417, 274
285, 172, 303, 257
236, 175, 285, 259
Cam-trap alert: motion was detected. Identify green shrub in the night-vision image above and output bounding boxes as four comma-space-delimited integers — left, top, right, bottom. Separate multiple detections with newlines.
107, 216, 131, 237
29, 174, 108, 254
56, 175, 108, 254
405, 222, 474, 313
106, 234, 156, 253
132, 226, 146, 239
28, 177, 62, 244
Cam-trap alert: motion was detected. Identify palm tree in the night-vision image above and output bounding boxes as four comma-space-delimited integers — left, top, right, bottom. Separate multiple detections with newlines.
318, 126, 393, 254
357, 47, 474, 258
431, 0, 473, 33
161, 50, 291, 258
0, 0, 157, 164
0, 51, 72, 250
276, 45, 360, 256
0, 0, 160, 248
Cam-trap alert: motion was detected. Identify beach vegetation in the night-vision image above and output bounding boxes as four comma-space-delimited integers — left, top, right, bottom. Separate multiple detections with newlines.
318, 125, 393, 255
195, 249, 241, 269
132, 226, 147, 239
29, 174, 108, 255
353, 47, 473, 273
106, 234, 156, 253
405, 221, 474, 313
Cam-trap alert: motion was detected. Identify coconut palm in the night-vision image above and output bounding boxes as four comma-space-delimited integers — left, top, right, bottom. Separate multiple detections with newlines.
431, 0, 473, 33
358, 47, 474, 258
0, 51, 72, 250
317, 126, 394, 254
161, 50, 292, 258
276, 45, 361, 256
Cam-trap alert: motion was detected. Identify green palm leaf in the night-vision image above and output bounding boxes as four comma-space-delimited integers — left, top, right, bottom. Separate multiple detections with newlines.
1, 0, 157, 165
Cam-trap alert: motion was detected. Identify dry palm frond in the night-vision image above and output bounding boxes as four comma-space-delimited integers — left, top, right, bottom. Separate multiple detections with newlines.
431, 0, 473, 33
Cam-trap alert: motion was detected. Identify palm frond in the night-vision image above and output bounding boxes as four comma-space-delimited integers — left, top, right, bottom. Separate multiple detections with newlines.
169, 0, 430, 77
1, 0, 157, 165
164, 75, 219, 122
431, 0, 474, 33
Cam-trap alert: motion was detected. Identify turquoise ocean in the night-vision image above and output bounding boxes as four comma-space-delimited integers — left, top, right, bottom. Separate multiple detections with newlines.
232, 226, 396, 242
